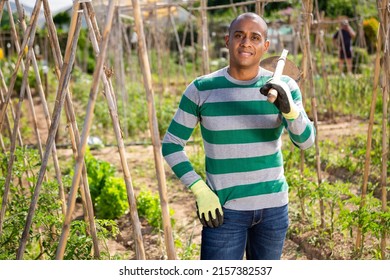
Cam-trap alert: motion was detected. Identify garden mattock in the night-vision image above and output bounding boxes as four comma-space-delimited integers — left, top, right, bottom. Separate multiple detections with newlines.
260, 49, 302, 89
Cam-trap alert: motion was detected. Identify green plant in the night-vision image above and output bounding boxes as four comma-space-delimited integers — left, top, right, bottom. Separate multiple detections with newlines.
363, 17, 379, 53
0, 147, 120, 260
317, 180, 352, 237
95, 177, 128, 220
176, 236, 200, 260
286, 167, 317, 220
84, 149, 116, 202
83, 150, 128, 219
338, 193, 386, 258
136, 188, 175, 231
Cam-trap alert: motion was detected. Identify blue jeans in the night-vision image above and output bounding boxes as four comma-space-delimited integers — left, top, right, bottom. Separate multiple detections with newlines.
200, 204, 289, 260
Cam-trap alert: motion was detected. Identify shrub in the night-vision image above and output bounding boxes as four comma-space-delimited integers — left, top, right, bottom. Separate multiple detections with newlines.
363, 17, 379, 53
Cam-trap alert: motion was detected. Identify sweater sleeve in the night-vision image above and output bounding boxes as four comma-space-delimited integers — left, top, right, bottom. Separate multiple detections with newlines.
161, 82, 202, 187
282, 77, 316, 150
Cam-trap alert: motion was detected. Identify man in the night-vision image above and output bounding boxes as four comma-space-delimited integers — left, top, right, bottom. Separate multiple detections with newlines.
333, 19, 356, 74
162, 13, 315, 260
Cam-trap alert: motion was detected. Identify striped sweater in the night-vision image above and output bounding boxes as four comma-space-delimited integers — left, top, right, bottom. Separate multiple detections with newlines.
162, 66, 315, 211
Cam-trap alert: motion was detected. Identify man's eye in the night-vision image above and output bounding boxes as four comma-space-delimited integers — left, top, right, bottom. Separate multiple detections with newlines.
252, 36, 261, 41
234, 34, 243, 39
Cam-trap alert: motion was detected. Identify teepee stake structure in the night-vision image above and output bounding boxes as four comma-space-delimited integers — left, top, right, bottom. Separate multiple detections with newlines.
130, 0, 176, 260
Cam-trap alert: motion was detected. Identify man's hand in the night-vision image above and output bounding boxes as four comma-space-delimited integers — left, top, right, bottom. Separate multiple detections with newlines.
190, 180, 223, 228
260, 78, 300, 120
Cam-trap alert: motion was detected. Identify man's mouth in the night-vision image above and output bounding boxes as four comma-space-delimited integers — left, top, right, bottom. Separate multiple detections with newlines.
239, 50, 253, 56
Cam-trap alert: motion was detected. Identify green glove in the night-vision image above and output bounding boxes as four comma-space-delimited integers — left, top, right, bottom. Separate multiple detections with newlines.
190, 180, 223, 228
260, 78, 300, 120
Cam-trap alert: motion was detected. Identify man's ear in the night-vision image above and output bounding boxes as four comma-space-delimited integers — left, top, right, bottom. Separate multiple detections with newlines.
264, 39, 270, 52
224, 35, 229, 47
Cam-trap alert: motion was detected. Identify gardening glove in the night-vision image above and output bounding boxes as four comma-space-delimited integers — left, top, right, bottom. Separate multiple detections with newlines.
260, 78, 300, 120
190, 180, 223, 228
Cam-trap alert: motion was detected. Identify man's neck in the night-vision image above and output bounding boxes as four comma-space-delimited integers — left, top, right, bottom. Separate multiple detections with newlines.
227, 66, 259, 81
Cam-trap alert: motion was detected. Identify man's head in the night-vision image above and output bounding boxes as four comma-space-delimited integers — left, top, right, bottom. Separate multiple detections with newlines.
227, 13, 268, 39
340, 19, 349, 30
225, 13, 270, 78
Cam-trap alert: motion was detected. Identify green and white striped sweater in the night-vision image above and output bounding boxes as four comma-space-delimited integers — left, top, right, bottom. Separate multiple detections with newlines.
162, 66, 315, 211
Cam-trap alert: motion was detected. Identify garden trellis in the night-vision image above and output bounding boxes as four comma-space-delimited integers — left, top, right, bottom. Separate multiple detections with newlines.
0, 0, 389, 260
0, 0, 149, 260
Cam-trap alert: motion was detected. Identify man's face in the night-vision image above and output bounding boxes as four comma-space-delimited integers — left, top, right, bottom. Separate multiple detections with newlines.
225, 16, 270, 71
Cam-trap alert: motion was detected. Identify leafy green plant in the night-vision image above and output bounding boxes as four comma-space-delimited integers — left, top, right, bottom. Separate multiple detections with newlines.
338, 193, 386, 258
175, 236, 200, 260
95, 177, 128, 220
0, 148, 118, 260
84, 149, 115, 203
83, 150, 128, 219
136, 188, 175, 231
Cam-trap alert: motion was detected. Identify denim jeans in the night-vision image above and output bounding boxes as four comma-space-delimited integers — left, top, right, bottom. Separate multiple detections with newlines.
200, 204, 289, 260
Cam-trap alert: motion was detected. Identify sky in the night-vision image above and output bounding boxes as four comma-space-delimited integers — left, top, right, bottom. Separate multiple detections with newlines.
15, 0, 73, 13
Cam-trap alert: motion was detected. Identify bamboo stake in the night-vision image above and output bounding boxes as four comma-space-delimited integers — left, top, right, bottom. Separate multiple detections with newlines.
200, 0, 210, 75
0, 0, 41, 236
83, 1, 146, 260
188, 2, 196, 74
255, 0, 265, 15
11, 3, 45, 160
318, 27, 334, 121
379, 51, 388, 260
187, 0, 285, 11
43, 0, 100, 247
355, 21, 383, 251
0, 69, 22, 146
131, 0, 176, 260
169, 12, 187, 83
0, 0, 40, 131
0, 0, 33, 148
42, 0, 100, 256
55, 0, 116, 260
42, 0, 100, 224
114, 7, 129, 139
302, 0, 324, 229
150, 5, 165, 92
378, 2, 389, 260
12, 0, 67, 215
17, 1, 83, 259
0, 0, 5, 21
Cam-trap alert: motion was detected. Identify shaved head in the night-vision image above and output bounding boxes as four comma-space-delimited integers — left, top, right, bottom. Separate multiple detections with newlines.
228, 13, 268, 40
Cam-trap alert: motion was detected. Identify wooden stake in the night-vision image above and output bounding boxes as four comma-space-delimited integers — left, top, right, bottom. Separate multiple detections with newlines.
169, 12, 187, 82
82, 1, 146, 260
0, 0, 41, 131
131, 0, 176, 260
0, 0, 41, 237
17, 1, 83, 259
378, 0, 389, 259
0, 69, 23, 146
42, 0, 100, 253
12, 0, 67, 215
55, 0, 116, 260
302, 0, 324, 229
200, 0, 210, 75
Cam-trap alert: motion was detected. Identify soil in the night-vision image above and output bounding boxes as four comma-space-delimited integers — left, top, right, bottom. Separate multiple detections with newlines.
24, 96, 380, 260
